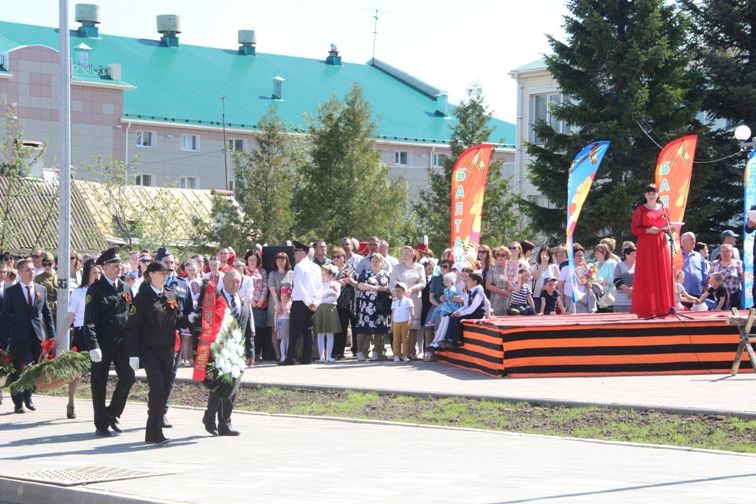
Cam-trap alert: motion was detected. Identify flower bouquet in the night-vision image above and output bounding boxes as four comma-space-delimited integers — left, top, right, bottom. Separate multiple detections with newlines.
194, 284, 246, 398
0, 349, 14, 388
9, 340, 91, 394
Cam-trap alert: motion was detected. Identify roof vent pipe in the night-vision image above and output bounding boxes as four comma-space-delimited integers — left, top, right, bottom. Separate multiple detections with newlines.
75, 4, 101, 38
435, 91, 448, 117
157, 14, 182, 47
272, 76, 284, 100
238, 30, 256, 56
325, 43, 341, 65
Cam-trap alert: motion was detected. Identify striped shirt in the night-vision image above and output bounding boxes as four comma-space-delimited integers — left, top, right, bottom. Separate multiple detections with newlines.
510, 282, 532, 307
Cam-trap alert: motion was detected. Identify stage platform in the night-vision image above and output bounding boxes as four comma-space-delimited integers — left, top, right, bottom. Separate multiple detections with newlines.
437, 311, 752, 378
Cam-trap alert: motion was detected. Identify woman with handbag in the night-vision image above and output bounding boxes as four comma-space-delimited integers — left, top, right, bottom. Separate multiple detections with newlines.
593, 242, 618, 313
331, 247, 357, 360
355, 253, 391, 361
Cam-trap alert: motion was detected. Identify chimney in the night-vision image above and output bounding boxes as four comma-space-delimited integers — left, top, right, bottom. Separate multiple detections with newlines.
435, 91, 448, 117
108, 63, 122, 81
75, 3, 101, 38
238, 30, 256, 56
325, 43, 341, 65
272, 76, 284, 100
74, 43, 92, 66
157, 14, 181, 47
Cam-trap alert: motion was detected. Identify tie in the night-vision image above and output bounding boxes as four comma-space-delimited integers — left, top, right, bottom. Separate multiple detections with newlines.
27, 285, 33, 309
229, 294, 240, 321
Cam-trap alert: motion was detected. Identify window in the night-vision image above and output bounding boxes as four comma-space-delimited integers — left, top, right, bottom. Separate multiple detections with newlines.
180, 176, 197, 189
135, 174, 153, 186
227, 138, 245, 152
432, 152, 448, 168
531, 93, 562, 144
135, 130, 154, 148
180, 134, 200, 152
394, 151, 409, 166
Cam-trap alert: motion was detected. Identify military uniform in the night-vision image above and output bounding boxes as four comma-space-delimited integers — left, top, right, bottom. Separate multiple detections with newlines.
124, 273, 184, 444
83, 248, 135, 434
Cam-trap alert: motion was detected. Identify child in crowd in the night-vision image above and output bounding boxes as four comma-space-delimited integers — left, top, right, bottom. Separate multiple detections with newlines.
508, 268, 536, 315
538, 276, 565, 315
428, 273, 463, 348
674, 270, 700, 310
315, 265, 341, 363
276, 284, 292, 363
443, 272, 487, 347
391, 282, 414, 362
698, 272, 729, 311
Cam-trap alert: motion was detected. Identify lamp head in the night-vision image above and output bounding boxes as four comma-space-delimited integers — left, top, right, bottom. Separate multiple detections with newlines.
734, 125, 752, 142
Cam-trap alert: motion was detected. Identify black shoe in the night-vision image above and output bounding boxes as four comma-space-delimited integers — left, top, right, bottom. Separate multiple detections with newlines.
109, 417, 123, 433
24, 399, 36, 411
14, 405, 25, 414
162, 416, 173, 428
218, 425, 240, 436
279, 359, 295, 366
67, 405, 76, 419
95, 427, 112, 437
202, 412, 218, 436
145, 437, 169, 445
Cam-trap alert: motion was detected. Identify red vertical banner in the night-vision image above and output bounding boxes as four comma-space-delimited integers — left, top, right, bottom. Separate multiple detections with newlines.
450, 144, 493, 264
655, 135, 697, 272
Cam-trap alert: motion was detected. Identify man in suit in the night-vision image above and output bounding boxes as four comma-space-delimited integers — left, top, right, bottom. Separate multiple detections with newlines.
83, 247, 135, 437
195, 269, 253, 436
0, 258, 55, 413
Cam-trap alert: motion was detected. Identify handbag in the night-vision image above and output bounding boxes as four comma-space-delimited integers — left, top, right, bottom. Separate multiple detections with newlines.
374, 292, 392, 316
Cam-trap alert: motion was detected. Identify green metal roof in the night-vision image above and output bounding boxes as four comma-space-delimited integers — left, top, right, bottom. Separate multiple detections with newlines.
0, 20, 515, 147
511, 58, 547, 73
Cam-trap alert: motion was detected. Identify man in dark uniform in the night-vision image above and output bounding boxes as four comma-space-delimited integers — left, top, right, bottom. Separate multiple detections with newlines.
83, 247, 135, 437
125, 261, 184, 445
0, 258, 55, 413
194, 269, 254, 436
155, 246, 193, 428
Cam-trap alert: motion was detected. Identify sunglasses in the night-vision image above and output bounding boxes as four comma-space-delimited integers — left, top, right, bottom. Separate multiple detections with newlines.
31, 254, 41, 259
332, 254, 345, 258
441, 265, 450, 269
508, 247, 518, 250
140, 259, 151, 263
478, 250, 488, 254
42, 261, 54, 267
495, 253, 508, 257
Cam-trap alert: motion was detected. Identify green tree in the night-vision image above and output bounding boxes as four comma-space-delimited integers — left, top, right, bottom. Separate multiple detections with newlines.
0, 104, 46, 251
524, 0, 702, 245
414, 83, 519, 253
191, 191, 256, 254
679, 0, 755, 244
233, 107, 303, 244
293, 83, 411, 244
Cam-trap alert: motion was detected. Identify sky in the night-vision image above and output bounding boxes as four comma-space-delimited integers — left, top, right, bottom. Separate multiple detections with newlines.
2, 0, 569, 123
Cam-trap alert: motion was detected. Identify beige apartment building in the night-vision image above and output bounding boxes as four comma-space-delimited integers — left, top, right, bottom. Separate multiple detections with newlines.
0, 6, 515, 198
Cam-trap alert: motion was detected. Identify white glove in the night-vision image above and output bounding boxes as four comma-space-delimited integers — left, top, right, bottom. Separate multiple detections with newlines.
129, 357, 139, 371
89, 348, 102, 363
188, 313, 198, 324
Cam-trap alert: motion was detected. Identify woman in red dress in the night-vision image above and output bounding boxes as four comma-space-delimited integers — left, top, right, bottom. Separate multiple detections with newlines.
630, 183, 675, 318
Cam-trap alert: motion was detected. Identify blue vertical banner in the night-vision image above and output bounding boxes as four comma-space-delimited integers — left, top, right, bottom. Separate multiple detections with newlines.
743, 149, 756, 309
566, 141, 611, 303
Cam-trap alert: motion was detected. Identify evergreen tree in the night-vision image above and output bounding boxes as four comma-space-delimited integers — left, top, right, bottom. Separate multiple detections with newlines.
234, 107, 302, 244
679, 0, 755, 244
293, 83, 411, 245
524, 0, 702, 245
415, 84, 519, 254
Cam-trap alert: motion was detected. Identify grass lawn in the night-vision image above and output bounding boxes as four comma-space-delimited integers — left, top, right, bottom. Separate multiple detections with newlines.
44, 377, 756, 454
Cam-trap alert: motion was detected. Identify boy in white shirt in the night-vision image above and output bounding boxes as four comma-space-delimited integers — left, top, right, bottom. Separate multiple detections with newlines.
391, 282, 414, 362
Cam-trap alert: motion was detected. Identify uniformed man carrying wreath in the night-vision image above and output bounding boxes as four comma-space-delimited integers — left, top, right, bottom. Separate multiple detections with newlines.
83, 247, 135, 437
125, 261, 188, 445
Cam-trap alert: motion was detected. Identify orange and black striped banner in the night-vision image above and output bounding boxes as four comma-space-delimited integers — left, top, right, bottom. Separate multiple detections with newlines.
436, 312, 752, 378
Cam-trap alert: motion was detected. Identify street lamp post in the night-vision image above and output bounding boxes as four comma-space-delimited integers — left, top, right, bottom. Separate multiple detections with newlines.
57, 0, 72, 350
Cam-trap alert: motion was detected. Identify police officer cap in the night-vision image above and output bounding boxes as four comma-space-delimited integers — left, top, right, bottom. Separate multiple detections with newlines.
145, 261, 172, 274
96, 246, 121, 266
155, 246, 172, 261
292, 240, 310, 253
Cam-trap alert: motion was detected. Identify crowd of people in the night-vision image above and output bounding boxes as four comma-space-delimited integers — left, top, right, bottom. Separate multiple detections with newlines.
0, 187, 751, 443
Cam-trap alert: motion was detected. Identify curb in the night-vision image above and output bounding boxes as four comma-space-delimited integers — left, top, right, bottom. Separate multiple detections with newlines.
160, 374, 756, 419
0, 477, 166, 504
